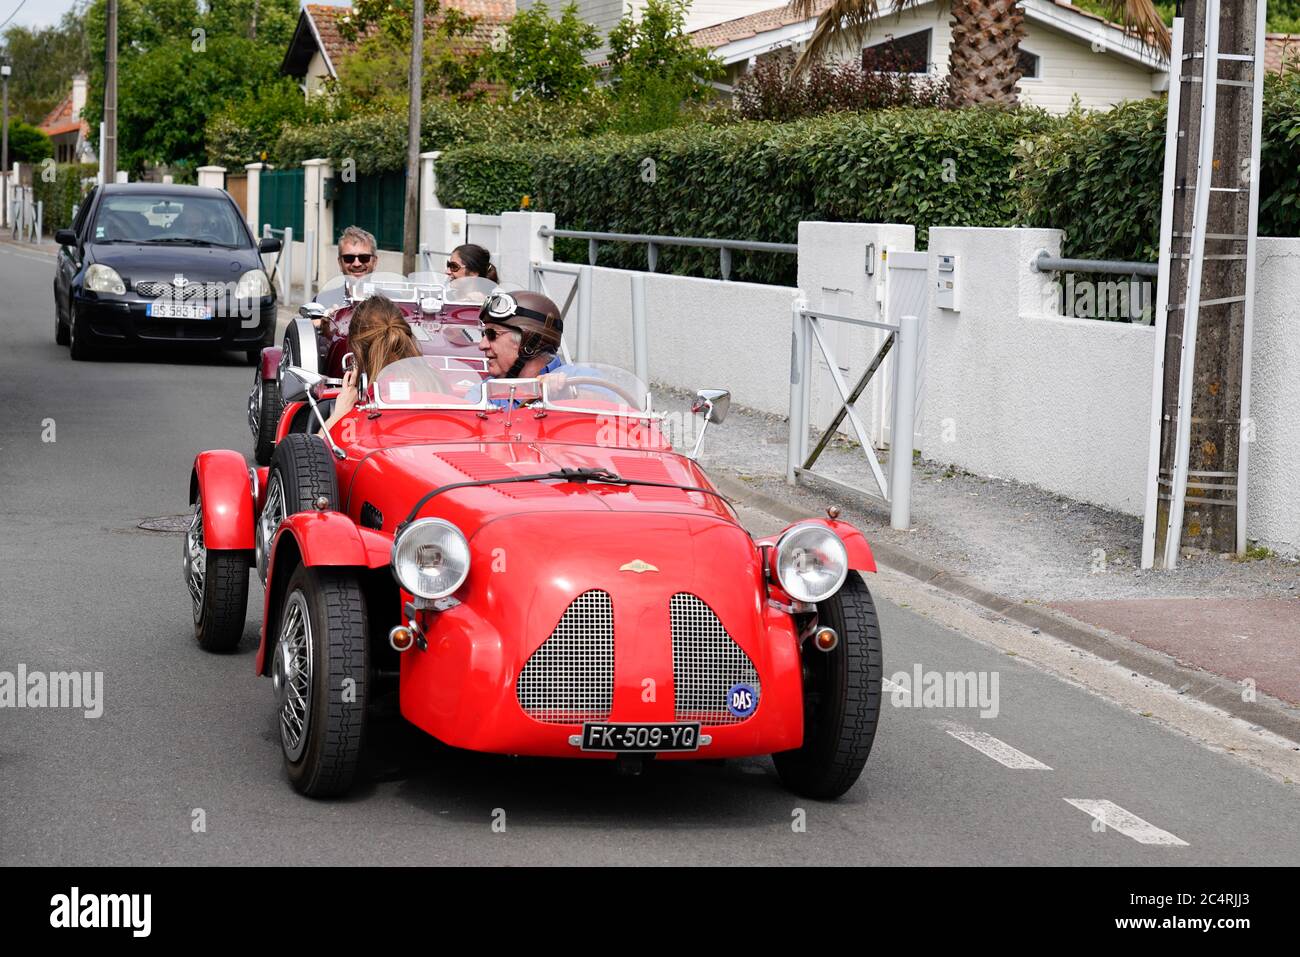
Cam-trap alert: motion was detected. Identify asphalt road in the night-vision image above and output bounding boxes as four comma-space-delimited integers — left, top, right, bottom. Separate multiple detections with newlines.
2, 241, 1299, 866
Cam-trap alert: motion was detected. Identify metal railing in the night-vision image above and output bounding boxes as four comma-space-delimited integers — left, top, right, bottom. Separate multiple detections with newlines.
262, 224, 295, 302
1031, 251, 1158, 322
529, 261, 589, 364
538, 227, 797, 281
1031, 252, 1158, 277
8, 185, 41, 243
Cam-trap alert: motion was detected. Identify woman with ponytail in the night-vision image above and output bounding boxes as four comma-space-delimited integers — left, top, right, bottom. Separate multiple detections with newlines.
446, 243, 499, 283
321, 295, 421, 434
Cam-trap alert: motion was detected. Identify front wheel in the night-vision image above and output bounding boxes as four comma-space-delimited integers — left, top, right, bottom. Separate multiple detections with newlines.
55, 304, 70, 346
274, 565, 368, 798
773, 574, 883, 800
250, 365, 281, 466
68, 305, 97, 361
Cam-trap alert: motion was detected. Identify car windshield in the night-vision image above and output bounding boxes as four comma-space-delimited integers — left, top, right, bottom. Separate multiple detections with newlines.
92, 194, 247, 247
372, 357, 485, 409
444, 276, 499, 304
348, 274, 443, 303
372, 358, 654, 417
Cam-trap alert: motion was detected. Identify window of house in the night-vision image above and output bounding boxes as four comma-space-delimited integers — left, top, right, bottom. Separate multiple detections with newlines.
1018, 48, 1041, 79
863, 29, 932, 74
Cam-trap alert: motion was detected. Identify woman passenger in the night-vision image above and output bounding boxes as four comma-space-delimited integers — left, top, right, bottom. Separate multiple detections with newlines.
321, 295, 421, 435
445, 243, 499, 283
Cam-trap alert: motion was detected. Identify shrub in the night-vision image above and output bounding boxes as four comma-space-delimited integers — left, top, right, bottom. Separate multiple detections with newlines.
734, 50, 952, 122
205, 79, 316, 168
484, 2, 601, 101
34, 163, 97, 232
4, 120, 54, 164
1015, 71, 1300, 261
439, 106, 1057, 284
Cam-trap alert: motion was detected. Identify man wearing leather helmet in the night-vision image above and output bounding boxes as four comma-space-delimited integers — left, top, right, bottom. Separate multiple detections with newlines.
476, 289, 566, 380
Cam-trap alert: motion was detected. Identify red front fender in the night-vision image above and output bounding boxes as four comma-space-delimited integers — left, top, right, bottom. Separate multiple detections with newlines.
757, 518, 876, 573
274, 511, 392, 569
190, 450, 255, 550
259, 345, 282, 381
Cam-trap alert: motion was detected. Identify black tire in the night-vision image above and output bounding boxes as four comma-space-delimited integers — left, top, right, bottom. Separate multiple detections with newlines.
276, 565, 368, 797
252, 370, 281, 467
245, 348, 261, 366
270, 432, 338, 514
185, 496, 251, 653
55, 305, 70, 346
68, 305, 97, 361
774, 574, 883, 800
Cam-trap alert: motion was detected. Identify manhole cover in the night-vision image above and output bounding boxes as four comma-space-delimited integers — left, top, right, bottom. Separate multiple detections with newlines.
138, 515, 192, 533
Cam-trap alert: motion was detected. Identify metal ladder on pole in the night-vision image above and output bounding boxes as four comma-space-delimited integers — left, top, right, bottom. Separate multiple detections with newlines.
1141, 0, 1266, 570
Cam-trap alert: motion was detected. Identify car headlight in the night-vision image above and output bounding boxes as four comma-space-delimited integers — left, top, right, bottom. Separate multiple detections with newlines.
85, 264, 125, 295
773, 523, 848, 603
236, 268, 272, 299
391, 518, 470, 599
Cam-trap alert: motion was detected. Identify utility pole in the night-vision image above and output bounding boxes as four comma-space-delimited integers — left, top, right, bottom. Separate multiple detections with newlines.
2, 59, 10, 229
103, 0, 118, 181
1142, 0, 1265, 568
402, 0, 424, 275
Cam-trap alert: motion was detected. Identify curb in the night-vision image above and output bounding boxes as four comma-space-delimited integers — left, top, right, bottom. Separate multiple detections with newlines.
712, 472, 1300, 748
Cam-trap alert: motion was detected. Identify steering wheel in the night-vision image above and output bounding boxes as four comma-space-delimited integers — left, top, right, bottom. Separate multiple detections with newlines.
552, 376, 644, 409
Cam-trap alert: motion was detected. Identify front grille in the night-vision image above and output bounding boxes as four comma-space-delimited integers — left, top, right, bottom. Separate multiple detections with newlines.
134, 281, 228, 301
671, 593, 760, 725
516, 590, 614, 724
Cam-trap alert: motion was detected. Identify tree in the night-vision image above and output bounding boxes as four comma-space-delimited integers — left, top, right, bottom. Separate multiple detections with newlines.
3, 121, 55, 163
608, 0, 723, 100
0, 10, 91, 124
789, 0, 1169, 106
485, 2, 601, 101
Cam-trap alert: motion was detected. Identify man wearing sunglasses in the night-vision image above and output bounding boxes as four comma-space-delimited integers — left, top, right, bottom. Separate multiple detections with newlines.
312, 226, 381, 312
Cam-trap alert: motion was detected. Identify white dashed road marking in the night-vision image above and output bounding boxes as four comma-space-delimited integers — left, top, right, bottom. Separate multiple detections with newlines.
946, 727, 1053, 770
1064, 799, 1190, 846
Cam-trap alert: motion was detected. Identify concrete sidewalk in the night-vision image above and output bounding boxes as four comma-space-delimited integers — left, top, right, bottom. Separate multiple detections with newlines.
683, 390, 1300, 739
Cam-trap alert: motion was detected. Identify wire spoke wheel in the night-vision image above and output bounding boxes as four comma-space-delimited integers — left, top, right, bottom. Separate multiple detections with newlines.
256, 472, 286, 583
274, 590, 314, 763
184, 496, 207, 621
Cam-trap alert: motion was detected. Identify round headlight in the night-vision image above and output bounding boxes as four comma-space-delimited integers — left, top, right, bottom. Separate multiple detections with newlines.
773, 523, 848, 604
236, 268, 272, 299
85, 264, 126, 295
391, 518, 470, 599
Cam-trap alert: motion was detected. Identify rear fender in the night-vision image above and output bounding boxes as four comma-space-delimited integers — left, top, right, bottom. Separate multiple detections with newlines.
276, 400, 308, 445
189, 450, 255, 551
756, 518, 876, 573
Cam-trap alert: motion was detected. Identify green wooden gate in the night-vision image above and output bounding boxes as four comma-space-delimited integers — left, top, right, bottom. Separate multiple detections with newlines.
333, 170, 406, 252
261, 168, 304, 236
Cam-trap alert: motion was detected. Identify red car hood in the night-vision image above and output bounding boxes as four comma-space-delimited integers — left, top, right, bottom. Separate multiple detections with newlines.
345, 441, 735, 537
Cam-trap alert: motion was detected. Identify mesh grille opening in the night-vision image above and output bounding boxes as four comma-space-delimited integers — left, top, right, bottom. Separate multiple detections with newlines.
516, 590, 614, 724
670, 593, 760, 725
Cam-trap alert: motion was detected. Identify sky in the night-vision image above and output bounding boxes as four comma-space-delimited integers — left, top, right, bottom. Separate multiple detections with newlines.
0, 1, 350, 32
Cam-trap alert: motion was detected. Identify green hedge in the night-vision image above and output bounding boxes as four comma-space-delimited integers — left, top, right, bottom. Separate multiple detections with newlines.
34, 164, 98, 232
439, 107, 1058, 284
274, 97, 617, 174
1016, 72, 1300, 260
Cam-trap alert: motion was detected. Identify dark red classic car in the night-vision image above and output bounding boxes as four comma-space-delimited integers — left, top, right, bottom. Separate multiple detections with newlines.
247, 275, 494, 464
195, 351, 883, 800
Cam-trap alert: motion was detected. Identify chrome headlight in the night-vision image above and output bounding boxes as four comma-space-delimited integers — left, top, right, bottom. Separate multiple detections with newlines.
773, 523, 848, 603
85, 264, 125, 295
391, 518, 470, 599
236, 268, 272, 299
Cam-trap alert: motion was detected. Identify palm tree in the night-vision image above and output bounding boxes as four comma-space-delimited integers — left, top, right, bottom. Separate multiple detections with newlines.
789, 1, 1170, 106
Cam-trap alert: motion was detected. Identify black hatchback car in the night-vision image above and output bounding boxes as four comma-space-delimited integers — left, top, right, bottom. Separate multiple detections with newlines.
53, 183, 280, 362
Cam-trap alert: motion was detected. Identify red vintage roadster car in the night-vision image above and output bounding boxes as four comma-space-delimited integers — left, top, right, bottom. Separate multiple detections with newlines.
190, 356, 883, 799
247, 275, 494, 464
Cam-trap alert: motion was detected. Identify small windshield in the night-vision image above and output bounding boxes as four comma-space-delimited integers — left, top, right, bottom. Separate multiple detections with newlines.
544, 363, 652, 416
349, 275, 444, 303
372, 357, 484, 408
444, 276, 499, 304
93, 194, 248, 247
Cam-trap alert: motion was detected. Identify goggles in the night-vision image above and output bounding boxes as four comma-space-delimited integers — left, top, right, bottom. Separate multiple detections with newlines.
479, 291, 550, 325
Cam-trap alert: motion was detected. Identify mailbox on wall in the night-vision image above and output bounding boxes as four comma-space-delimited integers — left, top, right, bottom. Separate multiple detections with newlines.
936, 254, 960, 312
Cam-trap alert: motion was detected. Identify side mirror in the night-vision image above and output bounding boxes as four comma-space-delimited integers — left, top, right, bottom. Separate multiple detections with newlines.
341, 352, 356, 373
55, 229, 77, 247
692, 389, 731, 424
299, 302, 326, 321
258, 237, 282, 254
281, 365, 324, 403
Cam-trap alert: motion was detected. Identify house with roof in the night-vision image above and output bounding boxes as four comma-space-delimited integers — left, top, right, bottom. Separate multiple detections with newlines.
282, 1, 516, 96
37, 73, 95, 165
